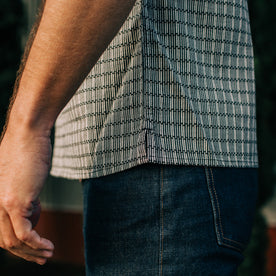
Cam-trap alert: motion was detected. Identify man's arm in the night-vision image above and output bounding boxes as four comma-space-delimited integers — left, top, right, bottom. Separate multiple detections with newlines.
0, 0, 136, 265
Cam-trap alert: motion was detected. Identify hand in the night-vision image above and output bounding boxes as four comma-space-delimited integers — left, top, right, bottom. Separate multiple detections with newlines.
0, 127, 54, 265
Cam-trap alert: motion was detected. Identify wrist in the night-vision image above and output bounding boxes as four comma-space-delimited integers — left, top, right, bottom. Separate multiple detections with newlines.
6, 100, 54, 139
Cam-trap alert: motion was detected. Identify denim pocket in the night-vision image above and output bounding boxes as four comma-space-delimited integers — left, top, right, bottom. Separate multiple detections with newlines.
205, 167, 258, 252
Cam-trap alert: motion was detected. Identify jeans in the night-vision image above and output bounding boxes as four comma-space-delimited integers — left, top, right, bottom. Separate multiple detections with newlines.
82, 164, 258, 276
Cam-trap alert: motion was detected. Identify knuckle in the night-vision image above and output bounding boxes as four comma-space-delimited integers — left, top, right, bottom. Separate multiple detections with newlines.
2, 193, 17, 207
17, 231, 29, 243
2, 196, 14, 210
4, 239, 19, 250
31, 243, 39, 250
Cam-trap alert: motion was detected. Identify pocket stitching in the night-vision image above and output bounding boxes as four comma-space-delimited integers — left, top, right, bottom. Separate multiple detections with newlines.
205, 167, 244, 252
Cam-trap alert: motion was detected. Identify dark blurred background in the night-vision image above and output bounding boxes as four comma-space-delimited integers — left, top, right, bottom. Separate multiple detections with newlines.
0, 1, 276, 275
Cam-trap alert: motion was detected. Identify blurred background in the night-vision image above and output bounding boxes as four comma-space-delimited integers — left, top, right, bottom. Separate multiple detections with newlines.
0, 1, 275, 275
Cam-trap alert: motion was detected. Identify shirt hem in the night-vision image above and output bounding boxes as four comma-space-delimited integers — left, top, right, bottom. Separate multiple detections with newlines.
50, 156, 259, 180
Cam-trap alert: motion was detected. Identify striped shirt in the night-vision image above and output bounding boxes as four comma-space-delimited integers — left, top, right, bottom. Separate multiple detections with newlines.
50, 0, 258, 180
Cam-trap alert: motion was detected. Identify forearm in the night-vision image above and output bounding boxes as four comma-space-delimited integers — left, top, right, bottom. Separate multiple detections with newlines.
7, 0, 136, 136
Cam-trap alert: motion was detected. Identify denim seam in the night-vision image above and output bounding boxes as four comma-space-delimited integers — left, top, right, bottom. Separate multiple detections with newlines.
205, 167, 244, 252
209, 169, 245, 248
205, 167, 221, 243
159, 167, 164, 276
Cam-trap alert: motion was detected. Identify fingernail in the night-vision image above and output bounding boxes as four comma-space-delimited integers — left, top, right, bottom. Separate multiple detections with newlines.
44, 250, 53, 258
43, 239, 54, 250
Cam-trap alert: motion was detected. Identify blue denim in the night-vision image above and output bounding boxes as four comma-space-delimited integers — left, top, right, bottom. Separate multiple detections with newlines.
82, 164, 258, 276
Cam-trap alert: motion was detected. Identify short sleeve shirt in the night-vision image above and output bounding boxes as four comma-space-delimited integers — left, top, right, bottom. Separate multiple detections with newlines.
51, 0, 258, 179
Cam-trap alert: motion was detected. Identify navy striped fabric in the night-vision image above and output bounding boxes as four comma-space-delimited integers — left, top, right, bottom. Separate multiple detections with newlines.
51, 0, 258, 179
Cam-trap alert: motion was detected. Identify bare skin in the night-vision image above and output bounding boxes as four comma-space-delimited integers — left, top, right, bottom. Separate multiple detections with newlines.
0, 0, 136, 265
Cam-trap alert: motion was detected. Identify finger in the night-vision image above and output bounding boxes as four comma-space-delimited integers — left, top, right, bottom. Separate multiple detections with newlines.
8, 212, 54, 264
0, 210, 50, 264
9, 248, 49, 265
10, 213, 54, 252
0, 209, 20, 250
1, 209, 54, 260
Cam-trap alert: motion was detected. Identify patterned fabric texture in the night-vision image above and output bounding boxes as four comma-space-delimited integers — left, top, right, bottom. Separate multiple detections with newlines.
51, 0, 258, 179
